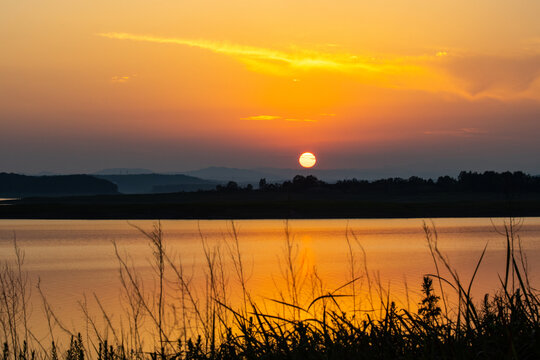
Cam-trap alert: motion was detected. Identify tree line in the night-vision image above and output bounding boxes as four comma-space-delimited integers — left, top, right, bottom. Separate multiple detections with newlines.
216, 171, 540, 194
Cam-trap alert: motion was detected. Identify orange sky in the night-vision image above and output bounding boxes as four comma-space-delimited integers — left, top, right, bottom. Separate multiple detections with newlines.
2, 1, 540, 174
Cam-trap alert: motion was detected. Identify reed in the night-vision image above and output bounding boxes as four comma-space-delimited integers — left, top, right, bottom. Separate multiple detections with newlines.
1, 219, 538, 359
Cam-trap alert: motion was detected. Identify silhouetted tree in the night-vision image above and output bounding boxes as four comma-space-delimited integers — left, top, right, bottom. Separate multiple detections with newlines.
258, 178, 267, 190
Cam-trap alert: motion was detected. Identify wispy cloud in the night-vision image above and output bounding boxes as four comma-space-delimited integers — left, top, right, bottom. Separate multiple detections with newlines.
111, 75, 131, 83
111, 74, 138, 83
241, 115, 282, 121
241, 115, 317, 122
424, 128, 487, 137
98, 32, 540, 100
97, 32, 389, 73
441, 54, 540, 95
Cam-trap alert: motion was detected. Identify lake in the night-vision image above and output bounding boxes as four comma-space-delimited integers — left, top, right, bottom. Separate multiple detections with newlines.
1, 218, 539, 346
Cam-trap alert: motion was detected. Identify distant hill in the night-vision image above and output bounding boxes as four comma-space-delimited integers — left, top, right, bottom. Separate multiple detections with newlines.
96, 174, 219, 194
184, 167, 281, 183
0, 173, 118, 197
94, 168, 154, 175
32, 171, 58, 176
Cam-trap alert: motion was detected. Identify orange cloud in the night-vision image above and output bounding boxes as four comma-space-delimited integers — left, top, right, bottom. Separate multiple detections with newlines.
97, 32, 394, 74
440, 54, 540, 96
111, 75, 130, 83
241, 115, 282, 121
98, 32, 540, 100
241, 115, 317, 123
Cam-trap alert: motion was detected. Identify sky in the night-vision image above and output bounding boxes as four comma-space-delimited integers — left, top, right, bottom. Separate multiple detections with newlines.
2, 0, 540, 176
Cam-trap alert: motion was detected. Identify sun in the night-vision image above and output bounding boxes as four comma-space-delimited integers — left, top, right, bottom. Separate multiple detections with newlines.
299, 152, 317, 168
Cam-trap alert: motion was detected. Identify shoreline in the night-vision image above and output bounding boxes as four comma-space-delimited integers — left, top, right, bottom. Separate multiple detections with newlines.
1, 192, 540, 219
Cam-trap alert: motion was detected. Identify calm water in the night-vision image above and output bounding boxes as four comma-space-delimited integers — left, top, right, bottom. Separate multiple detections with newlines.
1, 218, 539, 340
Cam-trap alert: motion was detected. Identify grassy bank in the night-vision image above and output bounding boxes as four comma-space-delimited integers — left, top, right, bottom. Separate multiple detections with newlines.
1, 220, 538, 359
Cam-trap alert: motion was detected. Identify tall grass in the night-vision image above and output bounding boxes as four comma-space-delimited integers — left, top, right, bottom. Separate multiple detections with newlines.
1, 219, 539, 359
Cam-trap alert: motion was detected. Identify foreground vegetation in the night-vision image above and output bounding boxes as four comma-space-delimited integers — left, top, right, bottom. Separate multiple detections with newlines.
1, 219, 539, 359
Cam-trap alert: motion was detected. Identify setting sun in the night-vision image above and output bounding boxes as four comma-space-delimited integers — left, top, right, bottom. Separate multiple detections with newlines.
299, 152, 317, 168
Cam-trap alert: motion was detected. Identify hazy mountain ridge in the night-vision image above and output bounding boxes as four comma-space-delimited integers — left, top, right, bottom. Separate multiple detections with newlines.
183, 167, 282, 183
96, 174, 219, 194
93, 168, 154, 175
